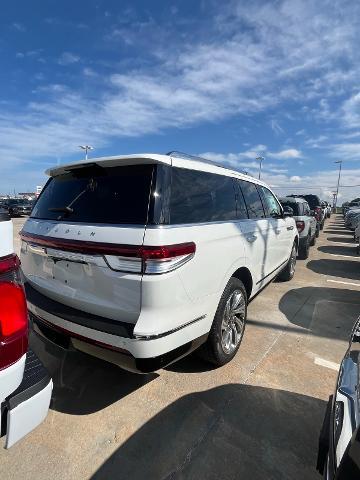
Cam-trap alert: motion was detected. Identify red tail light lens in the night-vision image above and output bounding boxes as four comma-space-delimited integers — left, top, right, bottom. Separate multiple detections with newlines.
140, 243, 195, 260
296, 221, 305, 233
105, 242, 196, 274
0, 254, 28, 370
0, 253, 20, 275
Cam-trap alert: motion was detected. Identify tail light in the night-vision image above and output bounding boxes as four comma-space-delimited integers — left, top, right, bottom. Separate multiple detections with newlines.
296, 221, 305, 233
0, 254, 28, 370
19, 232, 196, 275
314, 206, 322, 220
105, 243, 196, 274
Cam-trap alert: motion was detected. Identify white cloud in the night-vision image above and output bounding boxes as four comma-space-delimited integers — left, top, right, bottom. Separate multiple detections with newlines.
58, 52, 80, 66
342, 92, 360, 128
267, 149, 302, 159
290, 175, 301, 182
270, 119, 284, 135
12, 22, 25, 32
83, 67, 97, 77
330, 143, 360, 161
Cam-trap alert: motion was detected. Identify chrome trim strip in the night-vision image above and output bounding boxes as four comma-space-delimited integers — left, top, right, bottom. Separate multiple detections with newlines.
134, 315, 207, 340
256, 259, 288, 285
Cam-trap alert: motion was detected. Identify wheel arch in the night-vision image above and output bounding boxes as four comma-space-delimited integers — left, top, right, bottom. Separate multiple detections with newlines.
294, 235, 299, 250
231, 267, 253, 300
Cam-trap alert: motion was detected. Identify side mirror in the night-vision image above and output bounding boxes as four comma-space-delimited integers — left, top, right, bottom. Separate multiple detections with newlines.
283, 206, 294, 217
310, 210, 315, 216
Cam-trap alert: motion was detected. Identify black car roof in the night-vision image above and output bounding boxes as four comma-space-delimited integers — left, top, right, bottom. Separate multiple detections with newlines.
281, 196, 306, 203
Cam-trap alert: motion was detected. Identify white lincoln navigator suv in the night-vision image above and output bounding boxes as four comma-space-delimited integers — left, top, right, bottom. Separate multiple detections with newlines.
20, 152, 298, 373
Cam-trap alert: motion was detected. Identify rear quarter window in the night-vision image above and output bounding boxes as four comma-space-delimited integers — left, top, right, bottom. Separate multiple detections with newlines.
169, 168, 237, 224
31, 164, 154, 225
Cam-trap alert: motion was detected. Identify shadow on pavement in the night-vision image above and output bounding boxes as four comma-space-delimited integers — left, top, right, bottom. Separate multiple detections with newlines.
318, 245, 358, 256
165, 351, 215, 373
279, 287, 360, 341
307, 259, 360, 281
91, 384, 324, 480
327, 236, 355, 244
30, 331, 158, 415
324, 229, 353, 235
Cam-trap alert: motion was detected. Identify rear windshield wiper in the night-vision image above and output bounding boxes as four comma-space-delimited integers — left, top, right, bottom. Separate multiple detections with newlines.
48, 206, 74, 213
47, 178, 97, 218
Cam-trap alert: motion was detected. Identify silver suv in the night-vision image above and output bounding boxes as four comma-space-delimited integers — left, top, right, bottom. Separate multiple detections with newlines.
279, 197, 317, 259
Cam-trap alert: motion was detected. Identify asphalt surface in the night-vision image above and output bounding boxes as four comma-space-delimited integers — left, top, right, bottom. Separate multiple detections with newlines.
1, 215, 359, 480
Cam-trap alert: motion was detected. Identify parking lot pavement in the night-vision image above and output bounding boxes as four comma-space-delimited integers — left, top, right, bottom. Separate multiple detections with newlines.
2, 215, 359, 479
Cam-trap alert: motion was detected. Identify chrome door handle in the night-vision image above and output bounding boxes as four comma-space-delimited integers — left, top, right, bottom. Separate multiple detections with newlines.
246, 234, 257, 243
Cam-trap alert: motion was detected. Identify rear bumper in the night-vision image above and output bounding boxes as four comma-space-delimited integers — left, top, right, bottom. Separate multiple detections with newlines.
25, 282, 210, 373
1, 350, 52, 448
31, 312, 207, 373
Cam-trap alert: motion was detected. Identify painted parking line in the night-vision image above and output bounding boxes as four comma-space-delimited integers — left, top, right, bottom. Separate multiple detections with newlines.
314, 357, 340, 371
328, 253, 358, 259
327, 279, 360, 287
327, 242, 356, 246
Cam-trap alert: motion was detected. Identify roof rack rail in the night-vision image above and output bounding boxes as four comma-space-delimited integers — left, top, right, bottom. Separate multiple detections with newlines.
166, 151, 249, 175
166, 151, 219, 167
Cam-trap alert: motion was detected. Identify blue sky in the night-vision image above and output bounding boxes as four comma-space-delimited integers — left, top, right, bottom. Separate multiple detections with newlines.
1, 0, 360, 202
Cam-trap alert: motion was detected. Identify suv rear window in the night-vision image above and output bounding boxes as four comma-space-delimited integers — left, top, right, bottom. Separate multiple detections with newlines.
31, 164, 154, 224
301, 195, 321, 209
280, 200, 300, 215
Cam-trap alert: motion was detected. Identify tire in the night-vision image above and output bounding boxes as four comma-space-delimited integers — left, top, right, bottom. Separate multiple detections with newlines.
320, 221, 324, 230
298, 236, 310, 260
315, 225, 320, 238
310, 233, 316, 246
277, 242, 297, 281
199, 277, 247, 367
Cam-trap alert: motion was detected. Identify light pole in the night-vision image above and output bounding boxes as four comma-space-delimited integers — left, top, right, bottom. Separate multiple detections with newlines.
79, 145, 94, 161
256, 156, 265, 180
334, 160, 342, 212
332, 192, 337, 209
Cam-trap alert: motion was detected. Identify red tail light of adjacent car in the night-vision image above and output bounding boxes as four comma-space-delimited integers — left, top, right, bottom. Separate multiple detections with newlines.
0, 254, 28, 370
296, 221, 305, 233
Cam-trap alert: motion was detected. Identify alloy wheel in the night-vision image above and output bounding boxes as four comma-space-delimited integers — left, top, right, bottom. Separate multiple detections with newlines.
221, 290, 246, 354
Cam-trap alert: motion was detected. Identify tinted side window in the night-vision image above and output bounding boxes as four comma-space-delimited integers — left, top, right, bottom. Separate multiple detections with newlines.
257, 186, 282, 218
170, 168, 237, 224
239, 181, 265, 219
234, 181, 248, 219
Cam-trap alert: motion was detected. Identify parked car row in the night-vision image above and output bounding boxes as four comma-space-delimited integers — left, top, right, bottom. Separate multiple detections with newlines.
279, 193, 331, 260
342, 200, 360, 216
0, 198, 34, 217
317, 210, 360, 479
342, 202, 360, 254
